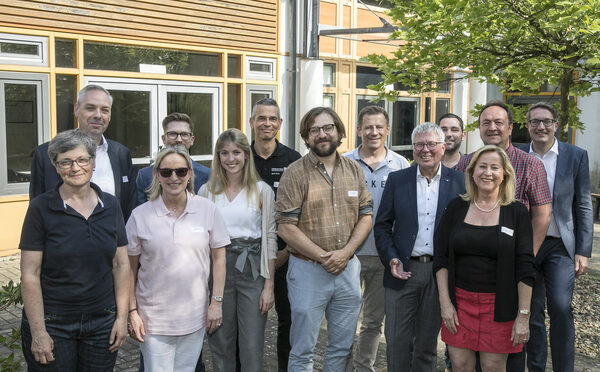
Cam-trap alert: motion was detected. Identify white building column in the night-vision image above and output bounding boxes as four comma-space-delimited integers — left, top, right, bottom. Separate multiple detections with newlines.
297, 59, 323, 153
466, 77, 487, 153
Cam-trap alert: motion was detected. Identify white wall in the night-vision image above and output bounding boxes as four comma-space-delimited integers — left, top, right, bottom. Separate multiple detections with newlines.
577, 92, 600, 192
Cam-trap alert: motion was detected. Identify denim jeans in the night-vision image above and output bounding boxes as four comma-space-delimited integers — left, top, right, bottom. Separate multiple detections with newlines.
287, 254, 362, 372
21, 306, 118, 372
527, 238, 575, 372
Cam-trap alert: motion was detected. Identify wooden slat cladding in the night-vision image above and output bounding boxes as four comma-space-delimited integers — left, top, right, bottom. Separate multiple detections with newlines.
0, 0, 278, 53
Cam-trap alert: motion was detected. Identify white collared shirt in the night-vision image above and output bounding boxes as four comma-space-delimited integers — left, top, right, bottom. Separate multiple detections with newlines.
529, 139, 560, 237
413, 165, 442, 256
91, 135, 116, 196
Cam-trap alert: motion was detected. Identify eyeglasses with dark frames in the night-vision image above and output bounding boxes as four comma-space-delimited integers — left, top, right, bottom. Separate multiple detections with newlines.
158, 167, 190, 178
55, 156, 94, 169
308, 123, 336, 137
527, 119, 557, 128
165, 131, 193, 140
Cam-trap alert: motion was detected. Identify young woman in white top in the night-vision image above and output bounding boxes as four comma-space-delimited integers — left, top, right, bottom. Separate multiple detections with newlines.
199, 128, 277, 372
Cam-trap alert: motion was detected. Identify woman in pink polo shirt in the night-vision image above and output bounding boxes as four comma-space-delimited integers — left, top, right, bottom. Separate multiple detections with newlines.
126, 145, 230, 372
199, 129, 277, 372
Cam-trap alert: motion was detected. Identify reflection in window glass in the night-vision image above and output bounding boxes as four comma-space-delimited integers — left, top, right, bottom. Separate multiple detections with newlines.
0, 42, 38, 55
4, 84, 38, 183
249, 62, 272, 73
167, 92, 213, 155
228, 84, 241, 129
55, 39, 75, 68
84, 42, 221, 77
356, 66, 382, 89
435, 98, 450, 123
104, 90, 151, 159
437, 74, 451, 93
323, 93, 335, 109
324, 63, 336, 87
56, 75, 76, 133
228, 55, 241, 78
391, 100, 418, 147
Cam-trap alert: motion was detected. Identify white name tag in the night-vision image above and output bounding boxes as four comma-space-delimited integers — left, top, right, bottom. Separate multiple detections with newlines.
191, 227, 205, 233
501, 226, 514, 236
273, 181, 279, 188
122, 176, 129, 183
348, 190, 358, 197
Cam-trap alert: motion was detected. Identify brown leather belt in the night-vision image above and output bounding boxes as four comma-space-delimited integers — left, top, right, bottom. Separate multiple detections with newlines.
291, 252, 320, 264
410, 255, 433, 263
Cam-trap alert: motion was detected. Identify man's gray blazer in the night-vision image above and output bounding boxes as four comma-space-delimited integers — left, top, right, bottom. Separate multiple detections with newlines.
520, 139, 593, 259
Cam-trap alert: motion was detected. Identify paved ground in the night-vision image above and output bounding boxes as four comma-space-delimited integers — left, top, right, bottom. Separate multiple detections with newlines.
2, 222, 600, 371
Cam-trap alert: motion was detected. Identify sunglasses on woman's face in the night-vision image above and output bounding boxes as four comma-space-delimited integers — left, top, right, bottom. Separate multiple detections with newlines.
158, 167, 190, 178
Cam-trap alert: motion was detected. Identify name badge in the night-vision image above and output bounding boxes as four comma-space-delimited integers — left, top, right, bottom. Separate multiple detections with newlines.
348, 190, 358, 197
501, 226, 514, 236
191, 227, 205, 233
273, 181, 279, 188
122, 176, 129, 183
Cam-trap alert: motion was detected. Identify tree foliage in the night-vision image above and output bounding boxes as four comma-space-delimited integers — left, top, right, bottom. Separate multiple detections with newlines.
368, 0, 600, 132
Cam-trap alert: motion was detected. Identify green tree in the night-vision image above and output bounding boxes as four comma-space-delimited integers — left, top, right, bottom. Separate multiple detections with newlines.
368, 0, 600, 133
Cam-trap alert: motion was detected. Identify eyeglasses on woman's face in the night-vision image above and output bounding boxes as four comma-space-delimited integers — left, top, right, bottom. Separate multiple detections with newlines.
55, 156, 94, 169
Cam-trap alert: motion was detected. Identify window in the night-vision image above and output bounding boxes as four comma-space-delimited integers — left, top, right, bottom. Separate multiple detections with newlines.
323, 93, 335, 109
55, 39, 76, 68
228, 55, 242, 78
84, 42, 221, 77
356, 66, 383, 89
0, 33, 48, 66
0, 72, 49, 195
435, 98, 450, 123
56, 75, 76, 133
324, 63, 336, 87
246, 57, 276, 80
245, 85, 277, 140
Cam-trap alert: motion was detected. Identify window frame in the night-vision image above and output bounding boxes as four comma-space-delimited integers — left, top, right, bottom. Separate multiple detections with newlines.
0, 33, 48, 67
0, 71, 50, 195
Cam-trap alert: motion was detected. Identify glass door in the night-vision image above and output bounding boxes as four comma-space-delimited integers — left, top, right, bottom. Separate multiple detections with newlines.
86, 77, 222, 167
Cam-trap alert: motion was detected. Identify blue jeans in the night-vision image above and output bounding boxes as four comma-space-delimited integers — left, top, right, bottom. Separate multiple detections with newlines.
287, 254, 362, 372
21, 306, 118, 371
527, 238, 575, 372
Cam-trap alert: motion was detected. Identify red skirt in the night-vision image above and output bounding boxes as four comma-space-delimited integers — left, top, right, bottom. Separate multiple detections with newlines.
441, 287, 523, 354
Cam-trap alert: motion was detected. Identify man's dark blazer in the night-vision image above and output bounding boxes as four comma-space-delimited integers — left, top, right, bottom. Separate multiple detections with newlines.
520, 139, 593, 259
374, 164, 465, 290
29, 139, 137, 221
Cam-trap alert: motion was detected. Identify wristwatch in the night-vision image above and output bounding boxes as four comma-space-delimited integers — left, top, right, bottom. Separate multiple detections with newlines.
518, 309, 530, 317
211, 295, 223, 303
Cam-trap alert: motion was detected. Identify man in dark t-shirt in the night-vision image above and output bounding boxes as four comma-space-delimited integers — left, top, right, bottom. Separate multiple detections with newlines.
250, 98, 300, 372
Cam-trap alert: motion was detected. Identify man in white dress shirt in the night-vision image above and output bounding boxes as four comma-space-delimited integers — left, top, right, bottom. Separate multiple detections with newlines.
343, 106, 409, 372
30, 85, 137, 220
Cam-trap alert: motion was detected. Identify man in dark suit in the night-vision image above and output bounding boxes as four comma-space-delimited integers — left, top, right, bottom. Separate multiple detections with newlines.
135, 112, 210, 206
520, 102, 593, 372
374, 122, 465, 372
30, 85, 136, 221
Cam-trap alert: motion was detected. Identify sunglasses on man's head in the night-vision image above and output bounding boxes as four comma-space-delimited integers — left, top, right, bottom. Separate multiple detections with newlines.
158, 167, 190, 178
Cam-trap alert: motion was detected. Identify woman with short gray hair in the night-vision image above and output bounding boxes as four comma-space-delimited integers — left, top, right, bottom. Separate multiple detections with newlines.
20, 129, 131, 370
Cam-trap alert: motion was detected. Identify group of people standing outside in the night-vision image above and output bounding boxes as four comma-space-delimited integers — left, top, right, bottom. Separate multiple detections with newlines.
18, 83, 592, 372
